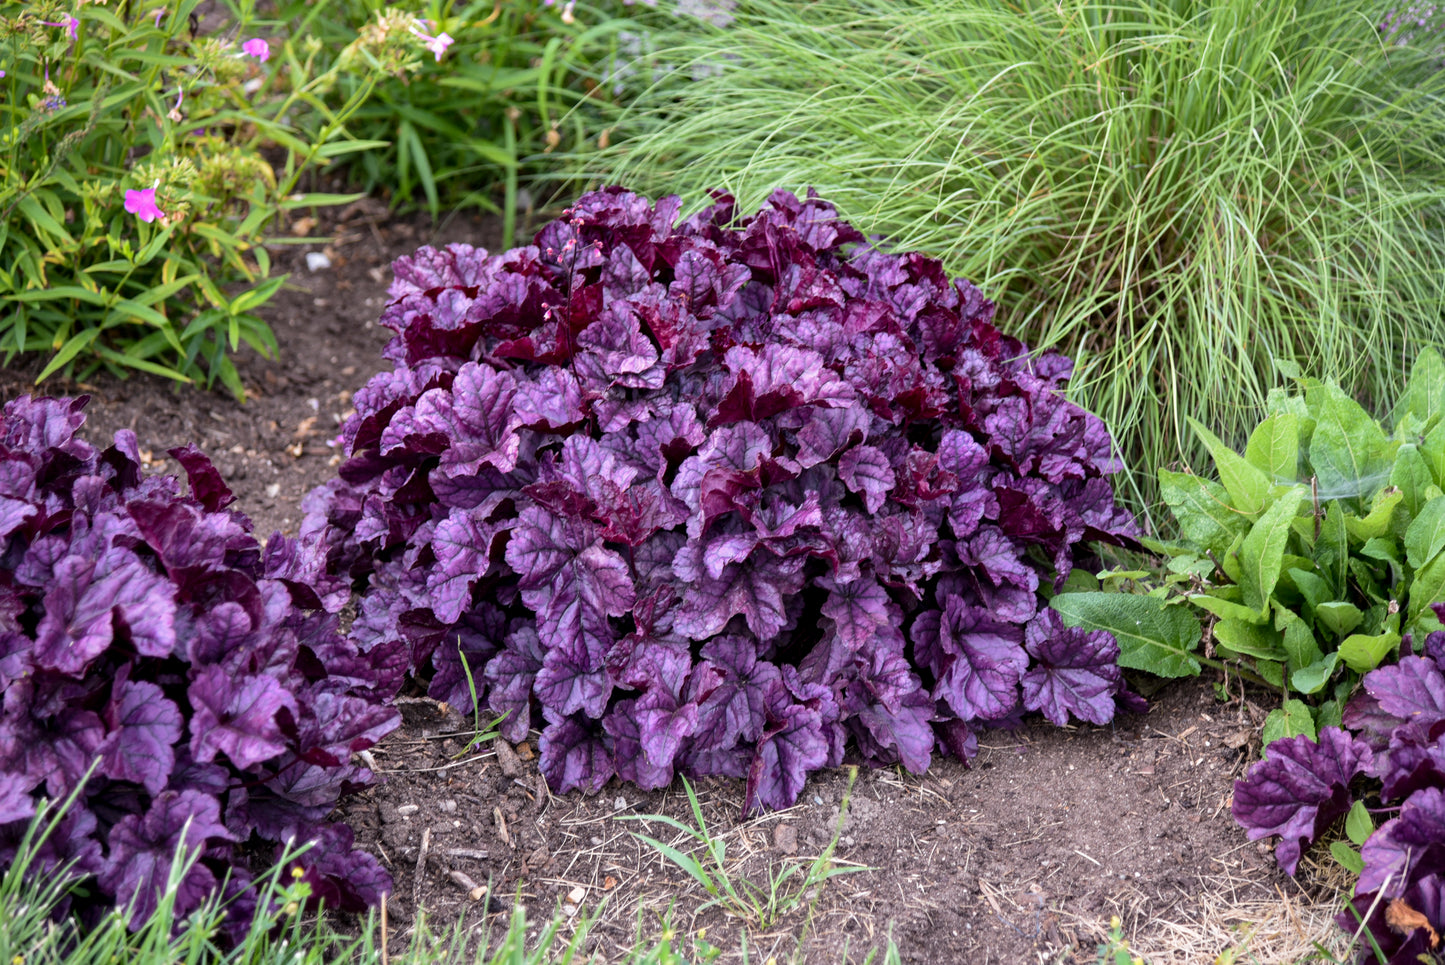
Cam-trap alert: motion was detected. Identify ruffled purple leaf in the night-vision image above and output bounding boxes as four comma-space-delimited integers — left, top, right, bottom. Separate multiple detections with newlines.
1019, 609, 1122, 727
1231, 727, 1373, 875
1359, 787, 1445, 897
98, 679, 182, 795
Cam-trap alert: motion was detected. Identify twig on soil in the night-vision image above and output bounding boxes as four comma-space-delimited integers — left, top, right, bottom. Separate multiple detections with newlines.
448, 869, 488, 901
379, 895, 389, 965
446, 848, 490, 860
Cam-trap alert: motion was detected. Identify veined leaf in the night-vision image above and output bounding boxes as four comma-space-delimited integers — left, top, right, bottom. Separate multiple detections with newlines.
1245, 413, 1300, 484
1391, 443, 1433, 517
1159, 468, 1246, 555
1337, 629, 1401, 673
1187, 417, 1271, 516
1213, 619, 1286, 661
1290, 651, 1338, 695
1239, 487, 1305, 611
1050, 592, 1202, 678
1405, 497, 1445, 569
1307, 382, 1395, 506
1314, 601, 1364, 639
1275, 605, 1322, 672
1262, 699, 1316, 749
1394, 347, 1445, 431
1343, 489, 1402, 543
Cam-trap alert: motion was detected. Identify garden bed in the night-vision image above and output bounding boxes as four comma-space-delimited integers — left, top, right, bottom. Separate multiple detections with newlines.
0, 209, 1347, 964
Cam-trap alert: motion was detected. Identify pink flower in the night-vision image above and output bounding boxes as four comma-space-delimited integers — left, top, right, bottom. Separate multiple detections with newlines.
410, 21, 454, 61
241, 38, 270, 62
124, 186, 165, 224
41, 15, 80, 41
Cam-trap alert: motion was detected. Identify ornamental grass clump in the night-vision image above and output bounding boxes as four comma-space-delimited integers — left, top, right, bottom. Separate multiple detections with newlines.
592, 0, 1445, 514
305, 187, 1140, 812
0, 396, 399, 937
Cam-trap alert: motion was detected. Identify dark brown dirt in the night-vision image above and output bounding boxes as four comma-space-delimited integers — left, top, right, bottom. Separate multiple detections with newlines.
0, 209, 1345, 964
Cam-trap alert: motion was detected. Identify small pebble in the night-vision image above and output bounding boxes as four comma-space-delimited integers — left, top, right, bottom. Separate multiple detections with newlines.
396, 804, 419, 817
812, 795, 823, 805
305, 252, 331, 272
614, 796, 628, 810
590, 836, 602, 846
439, 799, 457, 813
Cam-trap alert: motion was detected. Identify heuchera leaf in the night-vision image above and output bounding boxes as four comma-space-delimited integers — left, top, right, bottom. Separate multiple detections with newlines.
1231, 727, 1373, 875
1019, 608, 1122, 727
0, 396, 398, 930
305, 187, 1138, 810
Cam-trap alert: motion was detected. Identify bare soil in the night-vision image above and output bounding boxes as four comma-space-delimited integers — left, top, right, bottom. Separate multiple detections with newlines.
0, 209, 1353, 964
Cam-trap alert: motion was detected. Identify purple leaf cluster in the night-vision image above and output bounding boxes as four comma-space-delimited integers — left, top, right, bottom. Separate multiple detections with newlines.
0, 396, 399, 934
305, 187, 1139, 812
1232, 602, 1445, 962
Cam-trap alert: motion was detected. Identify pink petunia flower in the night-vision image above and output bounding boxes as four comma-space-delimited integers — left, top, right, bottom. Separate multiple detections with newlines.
241, 38, 270, 62
124, 186, 165, 224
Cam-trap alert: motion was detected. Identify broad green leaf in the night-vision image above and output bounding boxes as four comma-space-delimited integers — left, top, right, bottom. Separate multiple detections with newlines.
1317, 502, 1349, 597
1337, 630, 1401, 673
1050, 592, 1202, 678
1395, 347, 1445, 430
1275, 606, 1323, 671
1288, 567, 1331, 611
1359, 537, 1401, 566
1221, 530, 1245, 585
1188, 417, 1271, 516
1330, 841, 1365, 875
1290, 652, 1339, 694
1409, 551, 1445, 632
1423, 420, 1445, 488
1307, 382, 1395, 506
1262, 699, 1316, 748
1158, 469, 1246, 556
1245, 413, 1300, 484
1188, 594, 1267, 625
1346, 800, 1374, 846
1392, 444, 1434, 517
1344, 490, 1403, 543
1257, 660, 1285, 687
1405, 498, 1445, 569
1315, 601, 1364, 639
1239, 487, 1305, 611
1317, 698, 1345, 731
1213, 619, 1286, 661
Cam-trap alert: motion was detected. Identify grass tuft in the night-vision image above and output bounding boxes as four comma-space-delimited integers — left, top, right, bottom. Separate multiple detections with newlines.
592, 0, 1445, 520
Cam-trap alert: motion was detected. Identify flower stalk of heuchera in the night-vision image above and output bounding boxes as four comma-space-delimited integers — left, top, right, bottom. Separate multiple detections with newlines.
409, 20, 454, 61
40, 15, 80, 42
124, 181, 165, 224
241, 38, 270, 63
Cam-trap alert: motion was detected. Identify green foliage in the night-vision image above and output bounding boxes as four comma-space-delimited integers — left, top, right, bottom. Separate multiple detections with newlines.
262, 0, 638, 245
592, 0, 1445, 517
1060, 351, 1445, 735
622, 771, 870, 932
0, 0, 383, 397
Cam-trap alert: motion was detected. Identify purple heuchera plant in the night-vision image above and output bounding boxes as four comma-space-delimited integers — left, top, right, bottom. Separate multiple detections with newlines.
304, 187, 1140, 812
1233, 602, 1445, 961
0, 396, 399, 935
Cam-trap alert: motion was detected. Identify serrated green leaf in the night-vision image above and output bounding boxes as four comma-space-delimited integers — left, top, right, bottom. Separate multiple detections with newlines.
1050, 592, 1202, 678
1214, 619, 1286, 661
1345, 800, 1374, 846
1405, 498, 1445, 569
1338, 630, 1401, 673
1290, 652, 1339, 694
1307, 382, 1395, 506
1330, 840, 1365, 874
1159, 469, 1247, 556
1262, 699, 1316, 748
1188, 417, 1272, 516
1240, 487, 1305, 611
